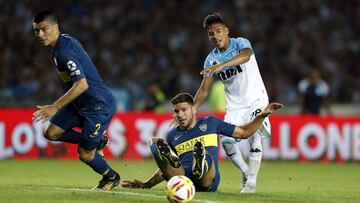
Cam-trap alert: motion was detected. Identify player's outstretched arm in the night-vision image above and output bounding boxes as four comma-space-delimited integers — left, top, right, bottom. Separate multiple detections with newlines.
169, 75, 214, 127
232, 103, 283, 139
200, 48, 251, 75
52, 78, 89, 110
194, 76, 214, 110
122, 169, 164, 189
32, 78, 88, 122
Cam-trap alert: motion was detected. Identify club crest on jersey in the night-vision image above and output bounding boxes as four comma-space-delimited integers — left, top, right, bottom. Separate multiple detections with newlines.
199, 124, 207, 132
67, 61, 77, 71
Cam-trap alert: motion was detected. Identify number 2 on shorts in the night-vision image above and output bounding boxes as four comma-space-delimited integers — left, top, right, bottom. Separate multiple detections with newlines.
92, 123, 102, 137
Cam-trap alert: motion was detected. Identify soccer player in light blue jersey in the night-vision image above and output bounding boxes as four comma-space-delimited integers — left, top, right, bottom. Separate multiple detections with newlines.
32, 10, 120, 190
194, 12, 270, 193
121, 93, 282, 192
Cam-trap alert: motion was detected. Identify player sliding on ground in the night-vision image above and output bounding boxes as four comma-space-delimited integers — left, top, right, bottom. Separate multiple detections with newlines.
122, 93, 282, 191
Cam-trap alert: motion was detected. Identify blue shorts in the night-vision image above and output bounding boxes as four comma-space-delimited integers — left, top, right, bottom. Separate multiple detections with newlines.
184, 165, 220, 192
50, 103, 115, 150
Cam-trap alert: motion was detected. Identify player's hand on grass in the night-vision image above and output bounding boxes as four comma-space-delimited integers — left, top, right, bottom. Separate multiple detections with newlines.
200, 64, 224, 76
33, 104, 59, 122
121, 179, 150, 189
259, 103, 283, 118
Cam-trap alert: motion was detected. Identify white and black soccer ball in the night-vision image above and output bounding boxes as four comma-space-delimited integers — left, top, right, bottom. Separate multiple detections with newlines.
166, 175, 195, 203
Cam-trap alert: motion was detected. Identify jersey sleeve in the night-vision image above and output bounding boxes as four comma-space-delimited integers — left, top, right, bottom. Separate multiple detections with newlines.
166, 130, 178, 154
203, 55, 212, 69
234, 37, 253, 52
209, 116, 236, 137
166, 130, 176, 147
56, 49, 85, 82
165, 131, 172, 144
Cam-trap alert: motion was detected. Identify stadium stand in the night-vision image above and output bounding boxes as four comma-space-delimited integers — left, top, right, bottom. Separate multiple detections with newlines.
0, 0, 359, 111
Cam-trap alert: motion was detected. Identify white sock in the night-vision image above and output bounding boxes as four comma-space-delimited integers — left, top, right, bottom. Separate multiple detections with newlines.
222, 138, 249, 176
247, 131, 262, 186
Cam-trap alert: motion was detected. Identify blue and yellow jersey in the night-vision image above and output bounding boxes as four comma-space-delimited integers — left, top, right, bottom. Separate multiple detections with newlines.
166, 116, 236, 169
52, 34, 115, 114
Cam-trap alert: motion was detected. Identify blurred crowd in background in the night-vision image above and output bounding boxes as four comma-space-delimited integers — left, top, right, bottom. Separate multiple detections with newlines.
0, 0, 359, 111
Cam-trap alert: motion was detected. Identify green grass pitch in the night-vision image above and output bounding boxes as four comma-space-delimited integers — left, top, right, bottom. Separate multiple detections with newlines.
0, 159, 359, 203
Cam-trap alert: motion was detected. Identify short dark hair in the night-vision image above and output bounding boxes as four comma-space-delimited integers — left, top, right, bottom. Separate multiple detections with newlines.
203, 12, 226, 29
170, 93, 194, 105
33, 9, 58, 24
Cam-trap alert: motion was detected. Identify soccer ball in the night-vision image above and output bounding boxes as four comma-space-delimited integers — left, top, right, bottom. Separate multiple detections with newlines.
166, 175, 195, 203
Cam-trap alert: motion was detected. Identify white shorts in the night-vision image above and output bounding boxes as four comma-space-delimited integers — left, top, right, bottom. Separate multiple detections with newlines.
224, 99, 271, 138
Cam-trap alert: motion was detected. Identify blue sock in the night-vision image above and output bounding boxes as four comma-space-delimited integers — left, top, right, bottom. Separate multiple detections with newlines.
56, 130, 82, 144
150, 142, 162, 160
87, 153, 115, 179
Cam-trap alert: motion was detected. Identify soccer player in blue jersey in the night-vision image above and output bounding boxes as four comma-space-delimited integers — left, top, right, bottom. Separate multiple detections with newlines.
194, 12, 270, 193
32, 10, 120, 190
121, 93, 282, 191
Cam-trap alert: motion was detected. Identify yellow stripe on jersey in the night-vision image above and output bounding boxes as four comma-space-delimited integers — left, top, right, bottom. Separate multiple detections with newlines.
175, 134, 218, 156
57, 70, 71, 82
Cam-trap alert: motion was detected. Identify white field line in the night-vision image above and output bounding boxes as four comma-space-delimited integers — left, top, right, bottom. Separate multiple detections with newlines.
56, 187, 224, 203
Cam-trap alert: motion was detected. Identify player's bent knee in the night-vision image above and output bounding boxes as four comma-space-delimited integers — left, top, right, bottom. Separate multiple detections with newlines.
78, 149, 96, 163
221, 136, 237, 145
151, 137, 161, 144
43, 129, 61, 141
43, 124, 64, 141
78, 153, 95, 163
222, 142, 238, 156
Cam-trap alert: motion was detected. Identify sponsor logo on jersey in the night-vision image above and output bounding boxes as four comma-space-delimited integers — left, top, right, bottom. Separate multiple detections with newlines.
67, 61, 77, 71
216, 66, 242, 81
174, 134, 217, 156
70, 70, 81, 76
174, 135, 182, 141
